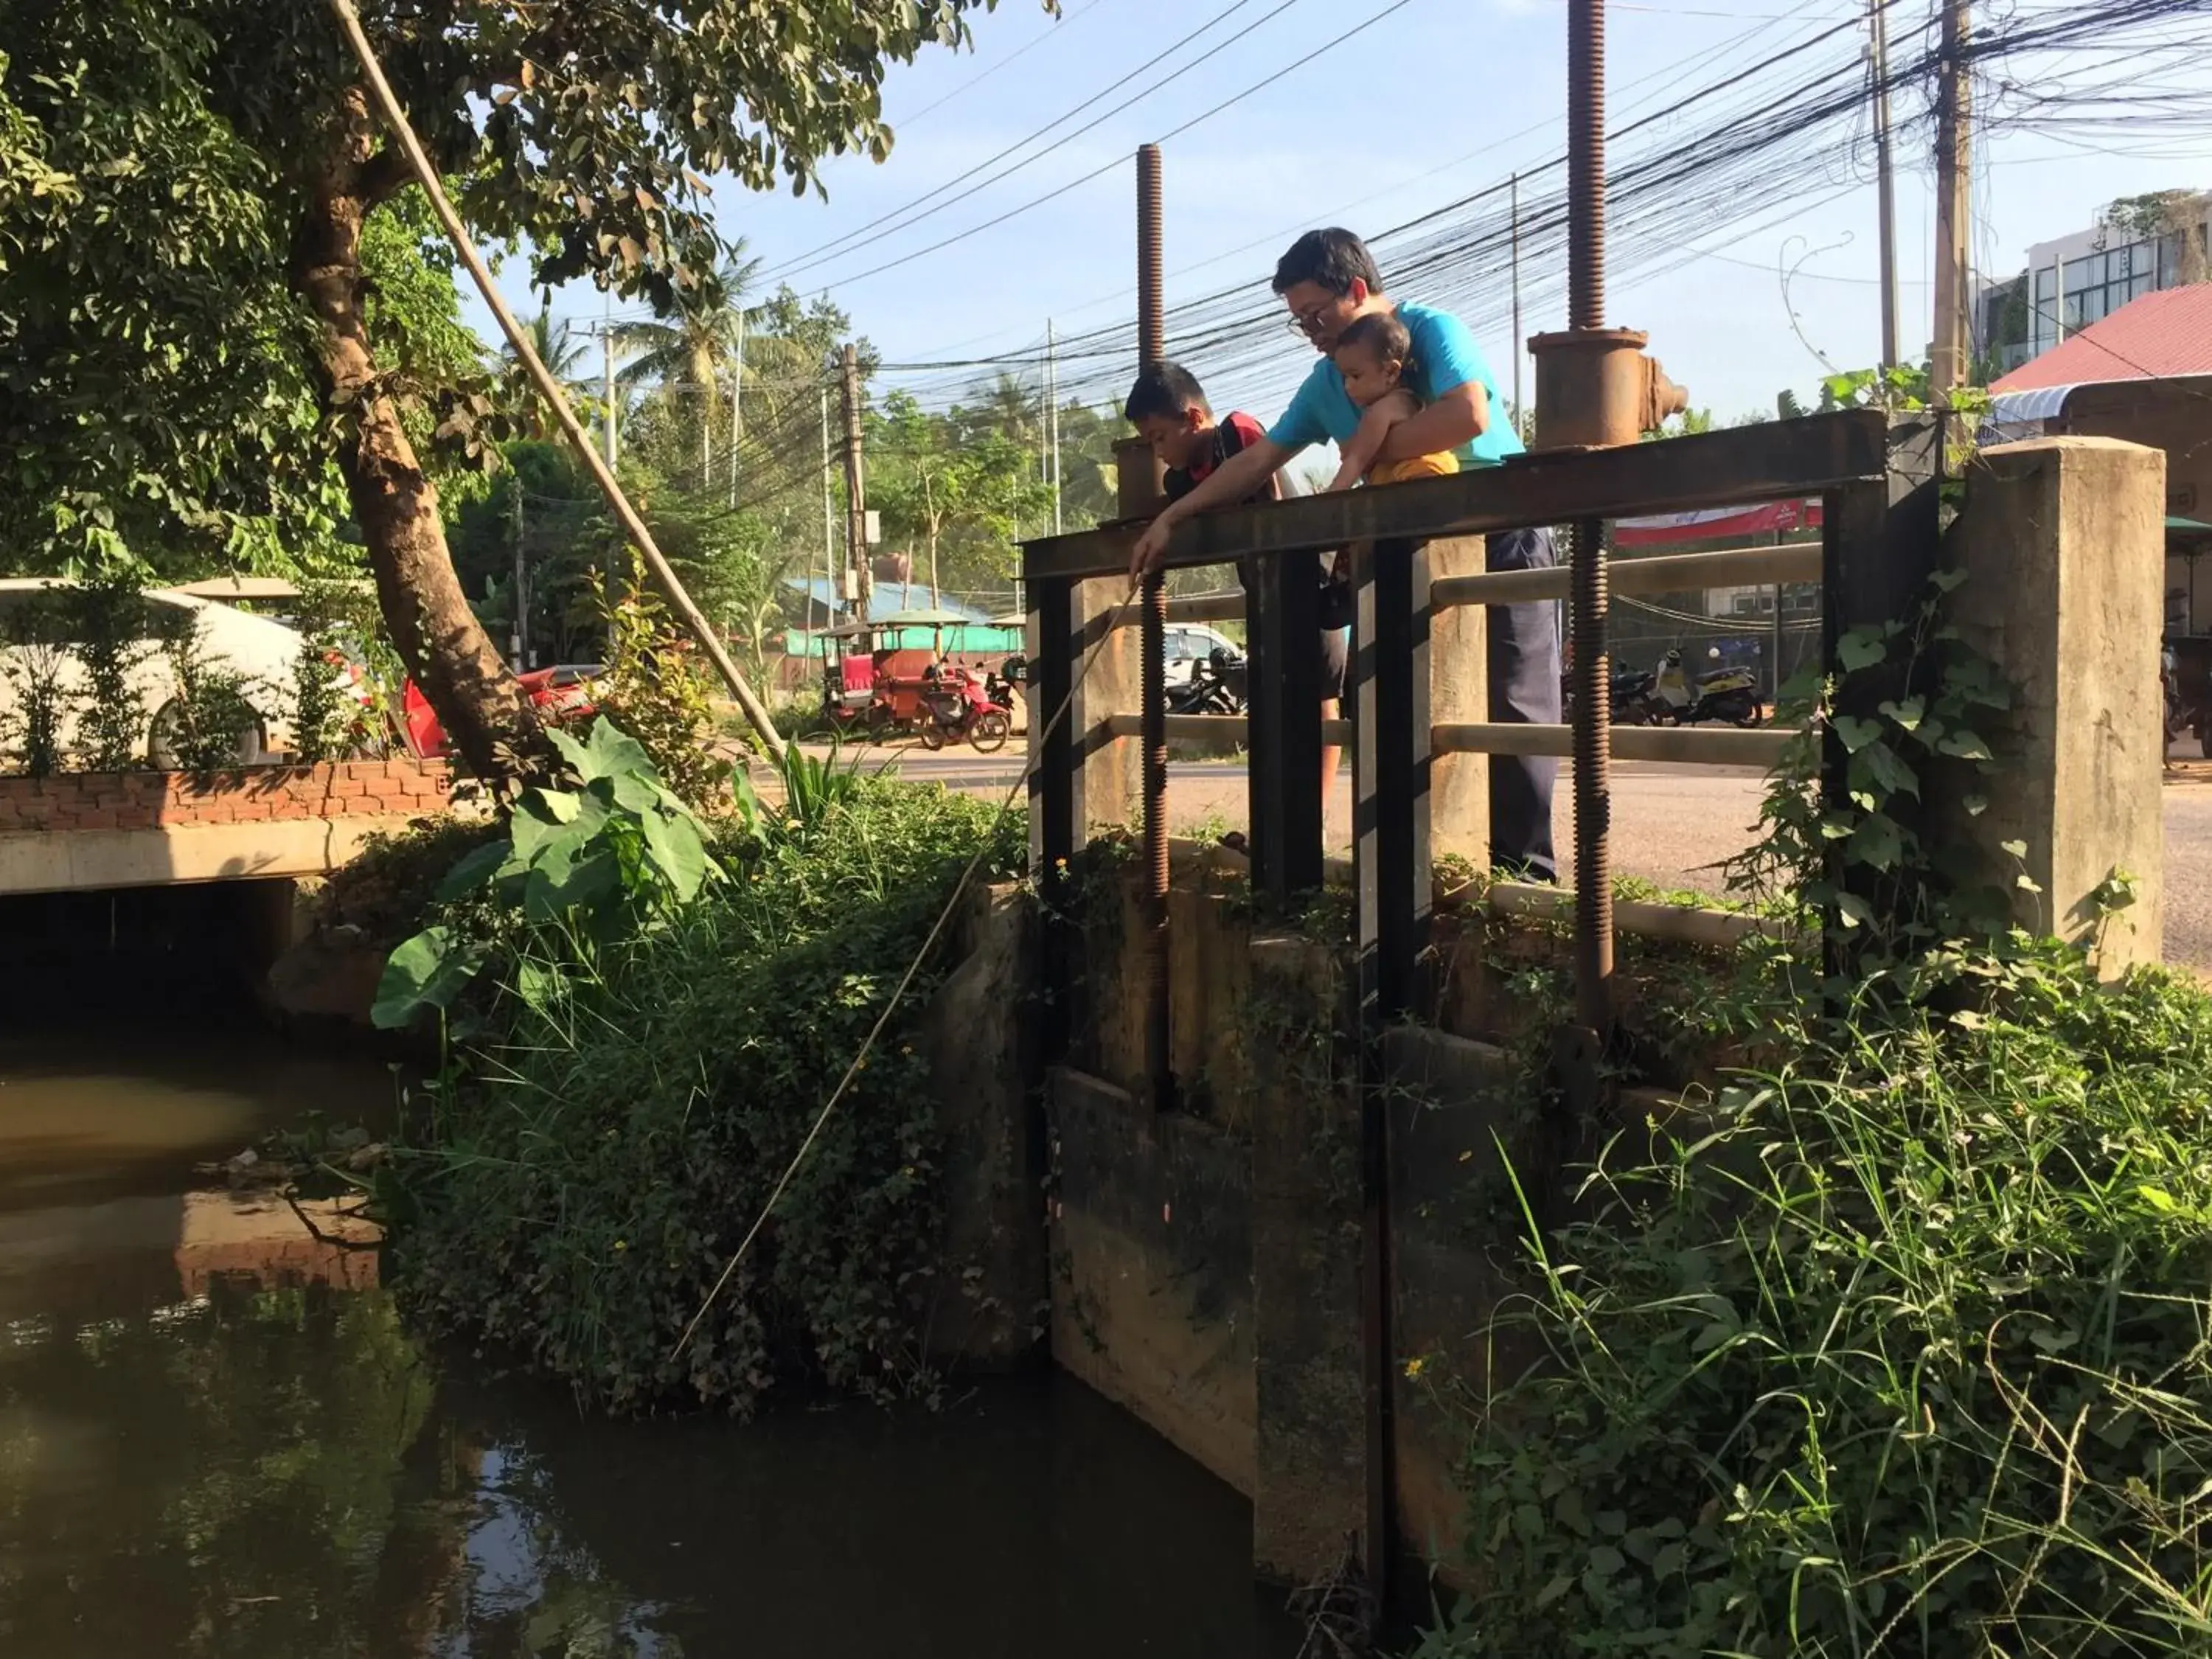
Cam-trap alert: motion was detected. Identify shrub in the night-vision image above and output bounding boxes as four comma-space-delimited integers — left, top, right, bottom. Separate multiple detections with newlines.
151, 611, 270, 770
1445, 943, 2212, 1658
1, 594, 73, 776
382, 742, 1022, 1416
315, 815, 502, 949
66, 570, 155, 771
588, 549, 731, 808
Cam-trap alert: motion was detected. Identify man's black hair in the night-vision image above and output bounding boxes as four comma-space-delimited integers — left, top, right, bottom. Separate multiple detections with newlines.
1272, 228, 1385, 298
1123, 359, 1211, 425
1334, 310, 1412, 365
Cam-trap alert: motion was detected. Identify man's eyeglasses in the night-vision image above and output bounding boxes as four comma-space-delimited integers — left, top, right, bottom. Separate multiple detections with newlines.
1284, 305, 1333, 338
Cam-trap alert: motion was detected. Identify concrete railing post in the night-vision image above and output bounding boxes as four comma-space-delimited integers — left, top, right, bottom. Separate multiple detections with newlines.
1427, 535, 1492, 869
1942, 436, 2166, 970
1075, 577, 1144, 835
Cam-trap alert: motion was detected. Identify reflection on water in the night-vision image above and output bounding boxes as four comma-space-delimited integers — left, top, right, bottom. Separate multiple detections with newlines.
0, 1030, 1297, 1658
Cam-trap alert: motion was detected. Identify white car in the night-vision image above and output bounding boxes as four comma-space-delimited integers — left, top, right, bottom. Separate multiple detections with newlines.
1163, 623, 1241, 687
0, 579, 320, 765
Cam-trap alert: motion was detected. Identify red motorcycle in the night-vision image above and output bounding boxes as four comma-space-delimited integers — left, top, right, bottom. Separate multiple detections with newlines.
916, 661, 1013, 753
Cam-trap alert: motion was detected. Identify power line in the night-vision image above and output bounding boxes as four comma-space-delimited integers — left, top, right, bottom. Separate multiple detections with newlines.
890, 0, 1107, 129
790, 0, 1433, 296
762, 0, 1294, 285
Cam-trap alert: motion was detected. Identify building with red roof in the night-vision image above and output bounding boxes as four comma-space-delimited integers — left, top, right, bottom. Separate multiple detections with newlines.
1992, 284, 2212, 395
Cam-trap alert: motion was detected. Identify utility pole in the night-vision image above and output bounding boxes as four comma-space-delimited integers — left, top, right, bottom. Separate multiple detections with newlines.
510, 487, 527, 672
1510, 171, 1525, 428
1046, 319, 1063, 536
728, 310, 745, 511
840, 343, 869, 623
1868, 0, 1901, 369
601, 303, 619, 470
820, 389, 835, 616
1930, 0, 1972, 397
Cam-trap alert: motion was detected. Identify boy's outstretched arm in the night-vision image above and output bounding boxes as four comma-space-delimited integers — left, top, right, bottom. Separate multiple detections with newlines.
1127, 437, 1291, 578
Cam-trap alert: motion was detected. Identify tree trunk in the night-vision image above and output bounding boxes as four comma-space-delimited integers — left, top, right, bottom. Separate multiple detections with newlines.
291, 99, 546, 785
928, 529, 940, 610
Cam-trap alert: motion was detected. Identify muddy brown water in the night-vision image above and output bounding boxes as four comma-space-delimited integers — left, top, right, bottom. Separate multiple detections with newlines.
0, 1021, 1302, 1657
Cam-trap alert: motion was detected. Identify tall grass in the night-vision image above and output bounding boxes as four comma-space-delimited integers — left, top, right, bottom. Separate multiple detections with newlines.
1449, 947, 2212, 1657
383, 765, 1023, 1415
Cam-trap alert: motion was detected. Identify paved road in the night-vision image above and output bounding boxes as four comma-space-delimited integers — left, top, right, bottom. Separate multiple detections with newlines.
799, 742, 2212, 970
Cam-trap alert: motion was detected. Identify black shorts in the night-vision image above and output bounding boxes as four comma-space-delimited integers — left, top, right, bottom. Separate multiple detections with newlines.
1319, 627, 1348, 703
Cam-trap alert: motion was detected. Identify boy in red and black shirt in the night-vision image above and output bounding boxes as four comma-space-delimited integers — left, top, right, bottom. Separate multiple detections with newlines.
1124, 361, 1349, 815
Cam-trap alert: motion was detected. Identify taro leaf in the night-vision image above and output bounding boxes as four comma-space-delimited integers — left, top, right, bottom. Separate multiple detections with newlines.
433, 836, 512, 901
1837, 629, 1888, 673
509, 787, 582, 863
524, 841, 624, 924
638, 802, 715, 902
371, 925, 486, 1029
1878, 695, 1925, 731
552, 716, 658, 785
1938, 729, 1994, 762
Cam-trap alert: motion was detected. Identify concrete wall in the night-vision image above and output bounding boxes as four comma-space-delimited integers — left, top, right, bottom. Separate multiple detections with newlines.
1042, 861, 1598, 1588
0, 760, 450, 896
0, 759, 449, 833
1947, 437, 2167, 969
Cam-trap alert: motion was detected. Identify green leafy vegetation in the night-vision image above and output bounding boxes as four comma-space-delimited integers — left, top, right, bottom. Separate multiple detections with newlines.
0, 593, 70, 776
1420, 561, 2212, 1655
378, 742, 1023, 1414
589, 551, 731, 807
2, 0, 1018, 779
1447, 949, 2212, 1658
149, 611, 271, 771
371, 718, 727, 1030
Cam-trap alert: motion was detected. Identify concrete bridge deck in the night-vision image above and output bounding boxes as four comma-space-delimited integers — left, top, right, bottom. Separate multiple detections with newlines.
0, 760, 450, 895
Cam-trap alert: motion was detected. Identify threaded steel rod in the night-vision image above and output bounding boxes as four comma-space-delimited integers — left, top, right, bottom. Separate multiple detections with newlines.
1137, 144, 1171, 1106
1568, 0, 1606, 330
1138, 145, 1165, 368
1570, 517, 1613, 1029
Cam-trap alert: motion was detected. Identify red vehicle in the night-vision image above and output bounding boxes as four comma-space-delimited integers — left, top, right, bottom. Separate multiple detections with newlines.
401, 664, 602, 760
916, 661, 1013, 753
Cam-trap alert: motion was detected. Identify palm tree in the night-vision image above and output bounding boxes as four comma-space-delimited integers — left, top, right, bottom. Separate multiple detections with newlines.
499, 307, 592, 438
612, 243, 764, 491
967, 370, 1040, 449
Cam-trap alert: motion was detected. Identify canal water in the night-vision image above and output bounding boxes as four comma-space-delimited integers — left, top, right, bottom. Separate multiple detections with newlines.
0, 1018, 1304, 1658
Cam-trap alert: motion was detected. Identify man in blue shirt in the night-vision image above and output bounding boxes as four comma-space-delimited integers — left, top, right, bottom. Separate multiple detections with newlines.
1128, 229, 1559, 883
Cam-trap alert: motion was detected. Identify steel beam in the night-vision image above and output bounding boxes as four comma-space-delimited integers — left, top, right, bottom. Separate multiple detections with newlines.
1023, 411, 1887, 581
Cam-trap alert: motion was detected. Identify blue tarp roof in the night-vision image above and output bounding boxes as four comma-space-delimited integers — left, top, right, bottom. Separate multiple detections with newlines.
779, 576, 992, 622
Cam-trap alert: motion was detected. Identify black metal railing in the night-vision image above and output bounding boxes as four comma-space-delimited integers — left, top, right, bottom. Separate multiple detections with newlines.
1018, 404, 1939, 1585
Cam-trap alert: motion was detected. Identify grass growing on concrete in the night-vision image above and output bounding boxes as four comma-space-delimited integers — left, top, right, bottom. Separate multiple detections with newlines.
1436, 943, 2212, 1656
380, 763, 1023, 1415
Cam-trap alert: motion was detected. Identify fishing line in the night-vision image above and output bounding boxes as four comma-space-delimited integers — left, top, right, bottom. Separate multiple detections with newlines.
670, 576, 1147, 1363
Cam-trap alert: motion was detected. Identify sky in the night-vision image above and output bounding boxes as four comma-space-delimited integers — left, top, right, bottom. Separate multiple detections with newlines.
465, 0, 2205, 433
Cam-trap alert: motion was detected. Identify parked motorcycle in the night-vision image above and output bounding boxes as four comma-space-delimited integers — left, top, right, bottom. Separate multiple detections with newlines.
916, 661, 1014, 753
1609, 664, 1667, 726
1652, 647, 1762, 727
1169, 646, 1248, 717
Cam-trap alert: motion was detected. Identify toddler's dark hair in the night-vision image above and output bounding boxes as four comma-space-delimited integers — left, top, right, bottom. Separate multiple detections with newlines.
1333, 311, 1413, 368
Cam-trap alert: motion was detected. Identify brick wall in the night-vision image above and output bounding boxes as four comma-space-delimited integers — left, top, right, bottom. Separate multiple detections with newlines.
0, 759, 451, 834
